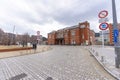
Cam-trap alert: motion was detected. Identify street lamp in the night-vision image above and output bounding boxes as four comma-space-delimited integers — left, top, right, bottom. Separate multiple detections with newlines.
12, 25, 15, 45
112, 0, 120, 68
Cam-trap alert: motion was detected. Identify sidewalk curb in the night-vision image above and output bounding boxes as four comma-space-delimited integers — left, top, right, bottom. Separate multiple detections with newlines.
85, 47, 119, 80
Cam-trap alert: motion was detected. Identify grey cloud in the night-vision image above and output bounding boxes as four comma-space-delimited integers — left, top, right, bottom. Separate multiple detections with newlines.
51, 2, 107, 25
7, 0, 108, 26
1, 21, 35, 35
0, 0, 118, 37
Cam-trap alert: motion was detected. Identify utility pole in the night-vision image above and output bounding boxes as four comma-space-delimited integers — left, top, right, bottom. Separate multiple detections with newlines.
112, 0, 120, 68
12, 25, 15, 45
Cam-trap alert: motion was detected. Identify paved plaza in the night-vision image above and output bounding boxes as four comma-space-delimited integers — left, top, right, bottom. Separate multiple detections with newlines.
0, 46, 115, 80
86, 45, 120, 79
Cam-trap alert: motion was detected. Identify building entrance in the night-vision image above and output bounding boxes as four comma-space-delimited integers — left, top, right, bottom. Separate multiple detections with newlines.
56, 39, 64, 45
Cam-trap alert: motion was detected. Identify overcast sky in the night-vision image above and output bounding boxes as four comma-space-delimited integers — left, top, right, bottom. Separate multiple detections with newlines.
0, 0, 120, 37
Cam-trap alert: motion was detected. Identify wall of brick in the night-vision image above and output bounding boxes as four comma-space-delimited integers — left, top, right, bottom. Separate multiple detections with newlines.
64, 30, 70, 45
90, 30, 95, 45
79, 21, 90, 45
48, 21, 94, 45
48, 32, 56, 45
109, 24, 114, 45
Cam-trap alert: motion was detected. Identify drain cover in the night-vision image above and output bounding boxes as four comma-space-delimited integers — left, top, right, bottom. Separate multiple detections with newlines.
46, 77, 53, 80
9, 73, 27, 80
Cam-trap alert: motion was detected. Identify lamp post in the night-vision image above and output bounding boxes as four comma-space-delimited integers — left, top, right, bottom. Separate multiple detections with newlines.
112, 0, 120, 68
11, 25, 15, 45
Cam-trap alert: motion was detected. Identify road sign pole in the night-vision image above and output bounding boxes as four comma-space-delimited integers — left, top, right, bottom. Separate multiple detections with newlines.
112, 0, 120, 68
98, 10, 109, 50
102, 31, 104, 48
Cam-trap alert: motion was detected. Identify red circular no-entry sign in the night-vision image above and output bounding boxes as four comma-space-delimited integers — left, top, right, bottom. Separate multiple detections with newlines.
98, 10, 108, 18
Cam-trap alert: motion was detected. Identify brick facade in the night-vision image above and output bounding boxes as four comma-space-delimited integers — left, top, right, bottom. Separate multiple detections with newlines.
90, 30, 95, 45
48, 21, 95, 45
48, 31, 56, 45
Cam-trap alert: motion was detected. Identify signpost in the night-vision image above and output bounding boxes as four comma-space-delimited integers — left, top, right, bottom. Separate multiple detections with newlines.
37, 31, 41, 45
98, 10, 109, 48
112, 0, 120, 68
99, 18, 108, 23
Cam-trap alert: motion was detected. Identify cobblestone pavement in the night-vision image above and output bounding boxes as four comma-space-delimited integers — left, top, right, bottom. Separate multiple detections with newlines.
86, 46, 120, 79
0, 46, 116, 80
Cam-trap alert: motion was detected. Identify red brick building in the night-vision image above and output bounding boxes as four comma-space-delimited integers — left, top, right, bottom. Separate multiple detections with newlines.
48, 21, 95, 45
90, 30, 95, 45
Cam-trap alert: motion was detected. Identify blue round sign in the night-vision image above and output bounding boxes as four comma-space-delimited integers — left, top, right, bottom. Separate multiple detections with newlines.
99, 23, 109, 30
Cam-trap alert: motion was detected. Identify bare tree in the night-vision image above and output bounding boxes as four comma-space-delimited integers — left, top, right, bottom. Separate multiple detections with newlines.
2, 33, 9, 45
30, 35, 37, 44
0, 28, 5, 45
21, 33, 30, 47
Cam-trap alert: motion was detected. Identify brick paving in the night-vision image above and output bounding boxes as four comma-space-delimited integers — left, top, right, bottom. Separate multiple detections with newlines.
0, 46, 115, 80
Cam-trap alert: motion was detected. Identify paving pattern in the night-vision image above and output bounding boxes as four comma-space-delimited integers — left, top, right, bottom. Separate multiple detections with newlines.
0, 46, 115, 80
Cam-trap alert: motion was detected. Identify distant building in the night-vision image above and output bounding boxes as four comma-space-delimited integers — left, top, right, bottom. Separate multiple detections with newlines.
0, 28, 4, 44
36, 31, 43, 44
16, 34, 23, 45
37, 35, 42, 44
95, 30, 112, 45
99, 30, 110, 45
0, 28, 46, 45
90, 30, 95, 45
48, 21, 95, 45
95, 33, 101, 44
95, 33, 100, 37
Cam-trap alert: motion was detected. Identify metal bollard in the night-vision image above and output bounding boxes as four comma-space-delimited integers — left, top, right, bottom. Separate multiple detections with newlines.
101, 56, 104, 62
95, 52, 99, 56
93, 49, 95, 53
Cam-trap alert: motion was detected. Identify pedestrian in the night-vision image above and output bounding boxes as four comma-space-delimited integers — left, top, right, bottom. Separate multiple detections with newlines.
32, 43, 37, 53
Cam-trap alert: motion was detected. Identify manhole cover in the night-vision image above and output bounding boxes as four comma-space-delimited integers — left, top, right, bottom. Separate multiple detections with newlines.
9, 73, 27, 80
46, 77, 53, 80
